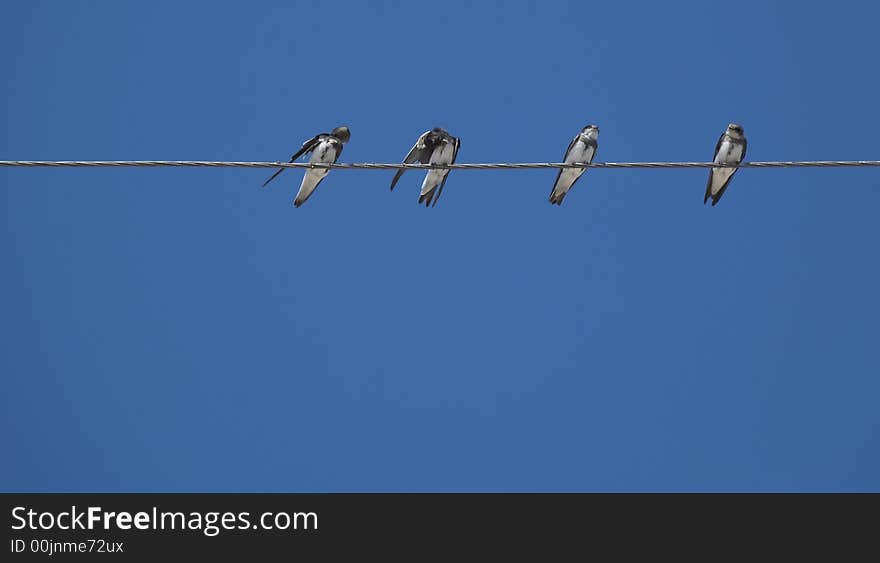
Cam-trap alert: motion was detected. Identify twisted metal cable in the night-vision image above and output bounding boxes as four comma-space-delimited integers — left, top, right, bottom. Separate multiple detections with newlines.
1, 160, 879, 170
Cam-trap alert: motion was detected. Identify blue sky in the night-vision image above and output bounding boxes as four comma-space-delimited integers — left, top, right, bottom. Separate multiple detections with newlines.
2, 0, 878, 491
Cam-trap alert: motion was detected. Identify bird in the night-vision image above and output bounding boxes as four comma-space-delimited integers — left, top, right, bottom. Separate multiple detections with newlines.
704, 123, 747, 206
390, 128, 461, 207
549, 125, 599, 205
262, 126, 351, 207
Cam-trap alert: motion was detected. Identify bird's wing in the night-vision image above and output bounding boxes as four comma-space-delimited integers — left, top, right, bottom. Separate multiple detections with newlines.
431, 135, 461, 207
713, 132, 726, 159
704, 132, 727, 204
390, 130, 433, 191
262, 134, 323, 188
292, 138, 340, 207
549, 133, 582, 201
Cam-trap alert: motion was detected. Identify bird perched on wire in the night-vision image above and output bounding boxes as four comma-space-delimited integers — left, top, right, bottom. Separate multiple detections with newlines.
390, 127, 461, 207
549, 125, 599, 205
704, 123, 747, 206
262, 125, 351, 207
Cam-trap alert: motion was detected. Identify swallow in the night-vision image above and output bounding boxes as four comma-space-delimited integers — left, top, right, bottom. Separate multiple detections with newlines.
390, 128, 461, 207
704, 123, 747, 206
549, 125, 599, 205
262, 125, 351, 207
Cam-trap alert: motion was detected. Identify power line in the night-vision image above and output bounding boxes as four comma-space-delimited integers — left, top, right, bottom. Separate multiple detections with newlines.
1, 160, 879, 171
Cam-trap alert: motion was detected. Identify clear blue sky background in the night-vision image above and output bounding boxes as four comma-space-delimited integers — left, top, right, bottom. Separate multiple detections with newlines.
2, 1, 878, 492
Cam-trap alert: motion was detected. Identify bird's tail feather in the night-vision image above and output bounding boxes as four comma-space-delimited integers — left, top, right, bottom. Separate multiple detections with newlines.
418, 190, 433, 207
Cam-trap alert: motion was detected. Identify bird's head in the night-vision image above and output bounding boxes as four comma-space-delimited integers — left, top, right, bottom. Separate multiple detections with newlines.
726, 123, 745, 139
582, 124, 600, 140
332, 126, 351, 143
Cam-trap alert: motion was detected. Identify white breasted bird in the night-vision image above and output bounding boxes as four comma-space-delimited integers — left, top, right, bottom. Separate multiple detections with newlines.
390, 127, 461, 207
705, 123, 747, 206
549, 125, 599, 205
262, 125, 351, 207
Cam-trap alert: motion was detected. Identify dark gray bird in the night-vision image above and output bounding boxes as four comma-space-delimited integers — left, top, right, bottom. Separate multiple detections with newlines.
704, 123, 747, 206
262, 126, 351, 207
390, 128, 461, 207
549, 125, 599, 205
